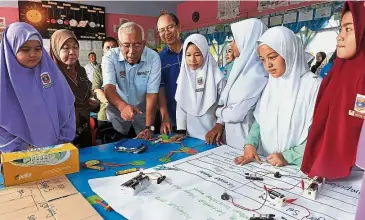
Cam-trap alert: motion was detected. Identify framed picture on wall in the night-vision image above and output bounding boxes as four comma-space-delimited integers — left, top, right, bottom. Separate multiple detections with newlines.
0, 17, 6, 28
0, 29, 3, 43
18, 0, 106, 40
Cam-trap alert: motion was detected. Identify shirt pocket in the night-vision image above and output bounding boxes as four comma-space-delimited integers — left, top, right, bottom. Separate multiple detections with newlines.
135, 74, 148, 93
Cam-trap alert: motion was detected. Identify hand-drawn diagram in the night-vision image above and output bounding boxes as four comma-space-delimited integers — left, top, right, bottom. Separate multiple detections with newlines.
159, 147, 198, 163
0, 176, 102, 220
89, 145, 362, 220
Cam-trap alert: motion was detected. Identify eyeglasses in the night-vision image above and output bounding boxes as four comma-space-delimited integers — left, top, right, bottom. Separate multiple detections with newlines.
120, 42, 143, 51
105, 45, 117, 50
158, 24, 177, 35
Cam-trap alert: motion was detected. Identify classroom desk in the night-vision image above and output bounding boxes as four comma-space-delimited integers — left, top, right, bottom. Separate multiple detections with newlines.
0, 137, 215, 220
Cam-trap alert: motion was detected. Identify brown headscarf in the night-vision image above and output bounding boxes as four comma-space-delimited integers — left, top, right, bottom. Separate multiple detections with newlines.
50, 29, 93, 148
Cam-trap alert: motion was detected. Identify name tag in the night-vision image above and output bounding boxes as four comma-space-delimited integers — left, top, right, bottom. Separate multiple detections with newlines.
137, 71, 149, 76
349, 93, 365, 119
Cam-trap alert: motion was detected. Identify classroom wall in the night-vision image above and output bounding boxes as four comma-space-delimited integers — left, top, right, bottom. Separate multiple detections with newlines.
105, 13, 159, 46
0, 7, 18, 25
177, 0, 324, 31
0, 1, 179, 16
0, 1, 164, 65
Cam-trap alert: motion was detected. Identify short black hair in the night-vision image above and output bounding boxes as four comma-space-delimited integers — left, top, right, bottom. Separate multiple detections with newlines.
102, 37, 118, 49
88, 52, 96, 57
156, 13, 180, 28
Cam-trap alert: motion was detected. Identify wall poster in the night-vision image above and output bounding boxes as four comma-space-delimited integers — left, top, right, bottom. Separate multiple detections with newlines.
18, 0, 106, 40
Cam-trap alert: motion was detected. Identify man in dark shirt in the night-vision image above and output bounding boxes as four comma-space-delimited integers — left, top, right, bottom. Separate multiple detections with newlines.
157, 13, 183, 134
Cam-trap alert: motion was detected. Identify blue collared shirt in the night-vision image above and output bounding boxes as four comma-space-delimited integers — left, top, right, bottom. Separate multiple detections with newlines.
102, 47, 161, 112
159, 45, 183, 125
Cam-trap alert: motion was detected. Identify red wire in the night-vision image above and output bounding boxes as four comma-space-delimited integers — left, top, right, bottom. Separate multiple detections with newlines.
265, 185, 311, 220
265, 180, 302, 191
290, 202, 311, 220
228, 199, 261, 215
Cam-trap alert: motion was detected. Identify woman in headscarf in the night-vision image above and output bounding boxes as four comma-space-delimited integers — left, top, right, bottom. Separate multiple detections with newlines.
310, 51, 327, 75
0, 22, 75, 153
223, 43, 235, 79
50, 29, 99, 148
175, 34, 225, 141
319, 51, 336, 78
234, 26, 322, 167
205, 18, 268, 147
302, 1, 365, 179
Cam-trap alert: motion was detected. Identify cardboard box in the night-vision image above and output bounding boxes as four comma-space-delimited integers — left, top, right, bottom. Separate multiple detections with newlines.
1, 143, 79, 186
0, 176, 103, 220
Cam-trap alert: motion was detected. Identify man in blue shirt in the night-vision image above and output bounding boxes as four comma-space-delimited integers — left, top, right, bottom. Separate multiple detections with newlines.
157, 13, 183, 134
103, 22, 161, 140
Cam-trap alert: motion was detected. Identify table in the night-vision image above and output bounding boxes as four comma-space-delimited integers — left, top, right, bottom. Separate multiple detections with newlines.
68, 137, 214, 219
0, 137, 214, 219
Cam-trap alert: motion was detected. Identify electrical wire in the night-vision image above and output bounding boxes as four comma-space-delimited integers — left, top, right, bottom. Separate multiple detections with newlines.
285, 201, 311, 220
263, 183, 312, 220
223, 189, 268, 216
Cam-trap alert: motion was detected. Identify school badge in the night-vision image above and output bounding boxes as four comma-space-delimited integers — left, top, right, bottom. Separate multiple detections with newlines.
349, 93, 365, 119
119, 71, 126, 78
197, 77, 203, 86
355, 95, 365, 112
40, 72, 52, 88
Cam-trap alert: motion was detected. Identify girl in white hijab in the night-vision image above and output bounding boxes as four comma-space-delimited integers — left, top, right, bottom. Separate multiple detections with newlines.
205, 18, 268, 147
175, 34, 225, 141
234, 26, 322, 167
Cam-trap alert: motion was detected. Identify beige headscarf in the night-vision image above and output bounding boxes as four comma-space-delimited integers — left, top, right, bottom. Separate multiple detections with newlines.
50, 29, 92, 119
50, 29, 79, 66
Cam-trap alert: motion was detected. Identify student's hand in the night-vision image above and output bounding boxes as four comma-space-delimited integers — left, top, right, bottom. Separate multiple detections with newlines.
266, 153, 288, 167
205, 123, 224, 145
136, 129, 153, 140
121, 105, 142, 121
234, 145, 261, 165
160, 116, 172, 135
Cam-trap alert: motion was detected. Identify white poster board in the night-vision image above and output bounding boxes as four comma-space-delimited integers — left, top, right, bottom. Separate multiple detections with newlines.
315, 6, 332, 19
283, 12, 297, 24
298, 9, 314, 22
270, 15, 283, 26
89, 145, 361, 220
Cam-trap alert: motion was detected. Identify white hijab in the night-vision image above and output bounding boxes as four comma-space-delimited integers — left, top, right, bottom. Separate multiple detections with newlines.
219, 18, 268, 108
175, 34, 224, 117
254, 26, 320, 155
305, 52, 314, 66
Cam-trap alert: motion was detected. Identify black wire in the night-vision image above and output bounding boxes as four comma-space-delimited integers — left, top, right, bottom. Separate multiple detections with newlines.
254, 170, 308, 181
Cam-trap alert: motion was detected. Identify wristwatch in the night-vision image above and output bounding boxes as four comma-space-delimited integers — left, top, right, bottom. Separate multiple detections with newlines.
145, 126, 155, 131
